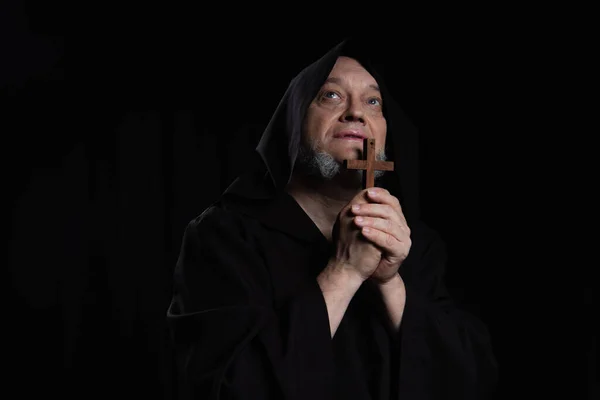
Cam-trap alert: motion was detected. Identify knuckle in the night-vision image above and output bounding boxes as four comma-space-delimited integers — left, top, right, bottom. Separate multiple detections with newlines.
385, 233, 395, 247
368, 218, 382, 230
386, 219, 393, 230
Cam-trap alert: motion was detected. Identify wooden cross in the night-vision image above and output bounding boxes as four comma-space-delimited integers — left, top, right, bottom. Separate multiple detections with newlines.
344, 138, 394, 189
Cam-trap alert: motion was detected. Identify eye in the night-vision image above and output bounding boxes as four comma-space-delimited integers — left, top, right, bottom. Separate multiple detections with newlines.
368, 97, 382, 106
323, 91, 340, 99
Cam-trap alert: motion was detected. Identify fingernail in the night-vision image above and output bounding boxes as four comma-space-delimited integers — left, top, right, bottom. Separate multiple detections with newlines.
368, 189, 377, 196
355, 216, 363, 222
362, 227, 371, 233
352, 204, 360, 211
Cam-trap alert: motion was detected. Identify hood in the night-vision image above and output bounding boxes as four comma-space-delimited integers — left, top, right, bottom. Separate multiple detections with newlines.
223, 37, 421, 223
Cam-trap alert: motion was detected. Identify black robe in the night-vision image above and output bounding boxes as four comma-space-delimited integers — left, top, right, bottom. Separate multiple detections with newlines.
167, 38, 498, 399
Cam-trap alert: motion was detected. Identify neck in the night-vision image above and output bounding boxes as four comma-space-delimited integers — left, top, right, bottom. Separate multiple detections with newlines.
285, 172, 361, 241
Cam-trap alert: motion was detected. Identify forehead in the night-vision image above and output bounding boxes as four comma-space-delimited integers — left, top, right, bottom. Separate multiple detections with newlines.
326, 56, 378, 87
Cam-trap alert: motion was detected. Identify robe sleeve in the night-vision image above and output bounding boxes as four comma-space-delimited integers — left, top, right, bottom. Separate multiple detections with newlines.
397, 227, 499, 399
166, 206, 335, 400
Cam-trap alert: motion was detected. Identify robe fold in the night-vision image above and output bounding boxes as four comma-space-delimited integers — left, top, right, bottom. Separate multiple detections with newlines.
167, 191, 498, 399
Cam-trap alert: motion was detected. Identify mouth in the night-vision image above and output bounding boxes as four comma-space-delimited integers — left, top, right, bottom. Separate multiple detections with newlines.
333, 131, 367, 141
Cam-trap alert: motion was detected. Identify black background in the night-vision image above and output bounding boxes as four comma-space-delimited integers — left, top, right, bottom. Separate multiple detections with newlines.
4, 1, 595, 399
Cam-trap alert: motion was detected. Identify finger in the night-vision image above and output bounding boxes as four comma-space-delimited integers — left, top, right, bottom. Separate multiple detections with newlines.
365, 188, 407, 225
366, 188, 399, 208
360, 226, 405, 253
354, 216, 408, 242
351, 203, 404, 227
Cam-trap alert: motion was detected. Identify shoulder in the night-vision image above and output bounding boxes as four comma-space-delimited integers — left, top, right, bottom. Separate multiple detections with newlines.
185, 200, 264, 242
186, 202, 236, 231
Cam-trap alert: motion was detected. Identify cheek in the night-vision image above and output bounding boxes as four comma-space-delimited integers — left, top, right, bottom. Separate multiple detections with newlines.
305, 110, 336, 139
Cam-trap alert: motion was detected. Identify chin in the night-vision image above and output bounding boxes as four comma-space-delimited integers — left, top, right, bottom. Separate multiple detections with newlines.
330, 143, 361, 157
336, 149, 361, 163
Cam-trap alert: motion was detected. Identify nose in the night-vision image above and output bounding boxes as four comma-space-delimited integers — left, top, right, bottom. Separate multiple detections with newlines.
340, 97, 365, 124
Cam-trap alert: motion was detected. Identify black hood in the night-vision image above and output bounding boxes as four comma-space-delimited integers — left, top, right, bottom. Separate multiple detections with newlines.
223, 38, 421, 223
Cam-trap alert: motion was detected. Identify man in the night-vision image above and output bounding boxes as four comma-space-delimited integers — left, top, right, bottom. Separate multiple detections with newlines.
167, 39, 498, 399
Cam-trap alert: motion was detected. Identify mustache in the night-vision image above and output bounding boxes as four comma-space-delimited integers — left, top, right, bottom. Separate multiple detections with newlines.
302, 138, 387, 162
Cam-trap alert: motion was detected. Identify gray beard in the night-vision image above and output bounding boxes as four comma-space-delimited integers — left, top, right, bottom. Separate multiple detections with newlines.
295, 141, 388, 182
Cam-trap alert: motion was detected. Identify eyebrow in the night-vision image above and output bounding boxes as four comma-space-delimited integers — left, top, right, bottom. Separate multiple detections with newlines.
325, 77, 380, 92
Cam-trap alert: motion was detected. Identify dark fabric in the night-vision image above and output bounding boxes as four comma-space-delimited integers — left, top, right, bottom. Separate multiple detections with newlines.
167, 190, 498, 399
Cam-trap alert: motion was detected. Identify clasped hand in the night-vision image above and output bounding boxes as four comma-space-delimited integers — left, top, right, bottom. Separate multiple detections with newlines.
331, 187, 411, 284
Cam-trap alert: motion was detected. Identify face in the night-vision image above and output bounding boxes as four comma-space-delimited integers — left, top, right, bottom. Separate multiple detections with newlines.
302, 56, 387, 163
